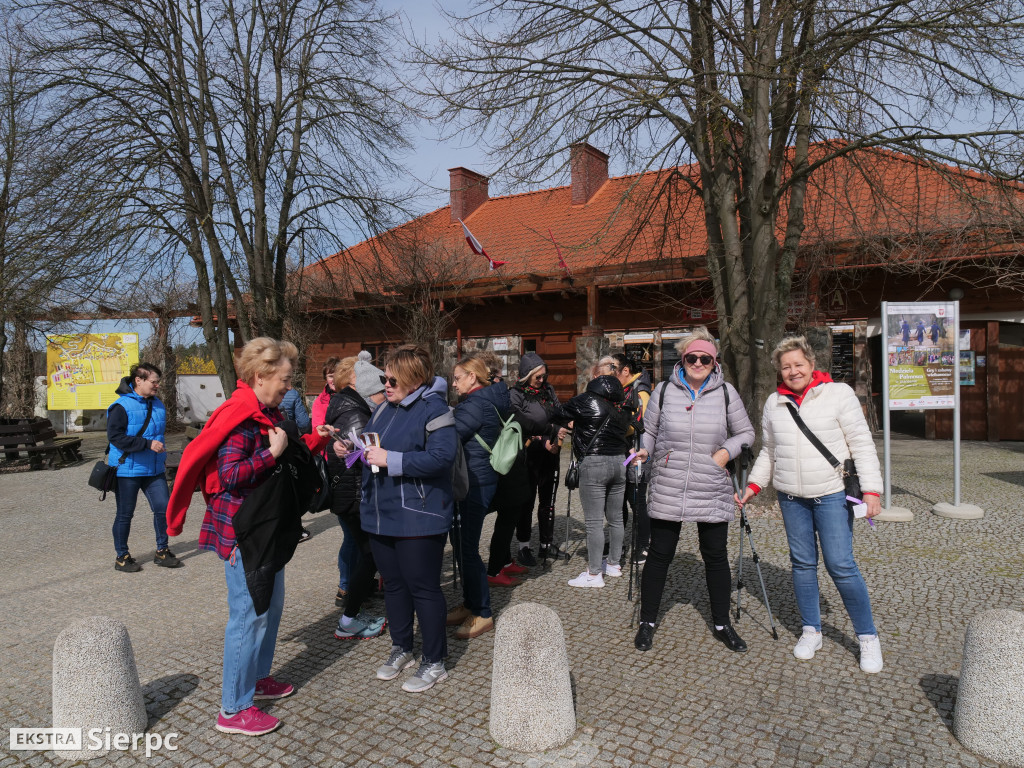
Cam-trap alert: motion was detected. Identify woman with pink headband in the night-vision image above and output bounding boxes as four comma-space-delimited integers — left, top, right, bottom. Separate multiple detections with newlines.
633, 327, 755, 654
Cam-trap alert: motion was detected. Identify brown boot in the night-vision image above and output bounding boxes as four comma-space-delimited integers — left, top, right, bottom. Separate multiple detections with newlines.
446, 603, 472, 627
455, 614, 494, 640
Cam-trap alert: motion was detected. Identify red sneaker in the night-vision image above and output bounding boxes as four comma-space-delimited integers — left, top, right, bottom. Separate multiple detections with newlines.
254, 676, 294, 700
502, 562, 528, 576
487, 572, 522, 587
215, 706, 281, 736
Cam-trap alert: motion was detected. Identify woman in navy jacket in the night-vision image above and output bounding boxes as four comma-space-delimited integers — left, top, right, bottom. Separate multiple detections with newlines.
445, 353, 511, 640
360, 345, 457, 694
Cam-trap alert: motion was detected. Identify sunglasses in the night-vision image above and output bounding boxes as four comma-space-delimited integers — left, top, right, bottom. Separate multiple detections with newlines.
684, 354, 714, 366
379, 374, 399, 388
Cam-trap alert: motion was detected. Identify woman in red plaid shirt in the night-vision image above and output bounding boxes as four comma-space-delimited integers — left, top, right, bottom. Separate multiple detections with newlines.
167, 337, 329, 736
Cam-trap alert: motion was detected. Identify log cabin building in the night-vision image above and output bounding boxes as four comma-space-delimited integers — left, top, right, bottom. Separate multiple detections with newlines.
301, 143, 1024, 441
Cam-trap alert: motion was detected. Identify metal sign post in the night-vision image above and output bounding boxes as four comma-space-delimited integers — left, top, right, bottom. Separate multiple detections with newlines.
878, 300, 982, 520
877, 301, 912, 521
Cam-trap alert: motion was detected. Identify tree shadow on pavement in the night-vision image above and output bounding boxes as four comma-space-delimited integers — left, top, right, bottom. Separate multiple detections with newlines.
144, 673, 201, 725
919, 673, 958, 731
656, 550, 810, 644
273, 609, 364, 691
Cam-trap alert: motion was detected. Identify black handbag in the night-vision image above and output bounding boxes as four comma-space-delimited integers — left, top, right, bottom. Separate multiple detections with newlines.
784, 403, 861, 501
307, 453, 332, 513
564, 415, 610, 490
87, 461, 118, 499
90, 400, 154, 501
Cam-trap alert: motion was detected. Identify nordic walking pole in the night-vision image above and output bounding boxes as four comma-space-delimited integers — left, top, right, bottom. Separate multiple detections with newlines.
732, 445, 779, 640
627, 457, 642, 603
543, 439, 561, 568
730, 462, 747, 622
452, 501, 462, 591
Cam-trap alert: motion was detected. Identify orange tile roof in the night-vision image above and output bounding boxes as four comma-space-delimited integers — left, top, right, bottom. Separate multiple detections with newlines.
306, 144, 1023, 301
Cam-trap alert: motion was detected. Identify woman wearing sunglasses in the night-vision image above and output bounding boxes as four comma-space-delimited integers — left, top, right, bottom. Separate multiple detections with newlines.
360, 344, 458, 693
633, 327, 754, 654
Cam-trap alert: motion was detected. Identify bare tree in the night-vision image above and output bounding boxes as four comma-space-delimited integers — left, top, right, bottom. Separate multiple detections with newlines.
418, 0, 1024, 417
26, 0, 415, 395
0, 17, 124, 413
306, 221, 473, 371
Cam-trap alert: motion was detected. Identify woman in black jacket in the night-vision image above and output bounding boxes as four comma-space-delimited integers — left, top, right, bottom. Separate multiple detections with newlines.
557, 375, 630, 588
325, 355, 387, 639
509, 352, 568, 565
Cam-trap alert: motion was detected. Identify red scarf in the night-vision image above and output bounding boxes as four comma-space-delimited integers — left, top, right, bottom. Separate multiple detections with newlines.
166, 381, 328, 536
777, 369, 832, 406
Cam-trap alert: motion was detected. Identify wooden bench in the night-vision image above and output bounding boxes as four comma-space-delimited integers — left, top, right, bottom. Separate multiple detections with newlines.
0, 418, 84, 470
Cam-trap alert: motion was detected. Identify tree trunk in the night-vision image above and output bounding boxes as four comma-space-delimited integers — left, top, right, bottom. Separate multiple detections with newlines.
1, 317, 36, 418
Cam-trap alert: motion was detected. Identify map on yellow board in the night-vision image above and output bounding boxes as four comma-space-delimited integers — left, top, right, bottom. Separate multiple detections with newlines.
46, 334, 139, 411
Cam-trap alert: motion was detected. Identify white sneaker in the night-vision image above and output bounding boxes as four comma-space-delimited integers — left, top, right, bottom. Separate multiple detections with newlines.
602, 559, 623, 578
568, 570, 605, 588
793, 627, 823, 660
858, 634, 883, 673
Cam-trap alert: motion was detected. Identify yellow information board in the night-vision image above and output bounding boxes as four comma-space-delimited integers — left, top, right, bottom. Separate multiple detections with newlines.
46, 334, 139, 411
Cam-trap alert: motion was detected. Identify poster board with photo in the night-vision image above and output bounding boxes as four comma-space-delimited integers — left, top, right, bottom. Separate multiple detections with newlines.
883, 302, 957, 409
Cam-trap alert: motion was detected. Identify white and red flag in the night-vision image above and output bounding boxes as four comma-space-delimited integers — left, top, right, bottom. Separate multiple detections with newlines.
460, 219, 507, 270
549, 228, 573, 280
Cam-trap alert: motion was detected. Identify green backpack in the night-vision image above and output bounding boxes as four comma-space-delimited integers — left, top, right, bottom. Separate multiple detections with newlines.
474, 407, 523, 475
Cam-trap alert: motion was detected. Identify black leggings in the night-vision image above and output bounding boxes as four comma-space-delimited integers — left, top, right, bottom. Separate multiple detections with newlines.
342, 524, 377, 620
488, 448, 530, 575
516, 443, 560, 545
487, 504, 519, 576
640, 518, 731, 626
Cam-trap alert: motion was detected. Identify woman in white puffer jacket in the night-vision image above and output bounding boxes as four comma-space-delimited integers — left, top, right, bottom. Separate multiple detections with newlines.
738, 336, 884, 674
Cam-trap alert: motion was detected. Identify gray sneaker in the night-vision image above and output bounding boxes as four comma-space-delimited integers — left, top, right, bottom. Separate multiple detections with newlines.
401, 660, 449, 693
376, 645, 416, 680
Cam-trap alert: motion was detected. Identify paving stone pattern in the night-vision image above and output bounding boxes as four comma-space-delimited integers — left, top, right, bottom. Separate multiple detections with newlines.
1, 431, 1022, 767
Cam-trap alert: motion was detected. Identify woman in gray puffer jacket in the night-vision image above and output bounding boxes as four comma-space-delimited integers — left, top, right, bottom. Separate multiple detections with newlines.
634, 328, 754, 654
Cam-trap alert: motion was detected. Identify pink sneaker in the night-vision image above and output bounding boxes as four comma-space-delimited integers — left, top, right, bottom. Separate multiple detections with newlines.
215, 706, 281, 736
254, 676, 294, 700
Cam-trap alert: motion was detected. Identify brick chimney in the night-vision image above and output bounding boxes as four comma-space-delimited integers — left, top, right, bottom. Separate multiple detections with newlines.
570, 143, 609, 205
449, 167, 489, 222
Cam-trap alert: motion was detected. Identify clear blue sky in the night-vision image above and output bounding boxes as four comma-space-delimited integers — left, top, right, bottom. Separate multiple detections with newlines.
381, 0, 490, 214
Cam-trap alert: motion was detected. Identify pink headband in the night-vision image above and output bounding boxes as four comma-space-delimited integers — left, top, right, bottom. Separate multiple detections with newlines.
684, 340, 718, 360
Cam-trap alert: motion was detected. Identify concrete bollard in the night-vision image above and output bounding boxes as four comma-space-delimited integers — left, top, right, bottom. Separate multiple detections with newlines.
52, 617, 148, 761
953, 609, 1024, 768
489, 602, 576, 752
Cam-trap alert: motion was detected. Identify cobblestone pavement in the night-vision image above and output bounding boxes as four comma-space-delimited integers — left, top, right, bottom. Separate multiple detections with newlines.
1, 431, 1021, 767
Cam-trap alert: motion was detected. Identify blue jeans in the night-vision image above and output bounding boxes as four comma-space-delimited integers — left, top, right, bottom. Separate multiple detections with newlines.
336, 514, 359, 591
112, 473, 170, 558
222, 550, 285, 713
779, 491, 877, 636
453, 481, 497, 619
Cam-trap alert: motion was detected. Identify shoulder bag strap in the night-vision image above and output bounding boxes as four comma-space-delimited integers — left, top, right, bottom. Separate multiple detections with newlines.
784, 401, 840, 470
575, 413, 610, 459
472, 405, 510, 454
722, 382, 731, 438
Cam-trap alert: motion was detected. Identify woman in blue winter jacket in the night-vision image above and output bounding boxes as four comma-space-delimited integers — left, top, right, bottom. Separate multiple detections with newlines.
445, 353, 511, 640
106, 362, 181, 572
360, 344, 457, 693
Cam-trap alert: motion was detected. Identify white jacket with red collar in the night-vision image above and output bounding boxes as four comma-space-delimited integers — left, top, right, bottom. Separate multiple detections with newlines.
747, 373, 882, 500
